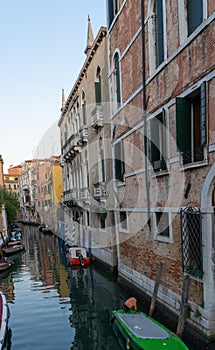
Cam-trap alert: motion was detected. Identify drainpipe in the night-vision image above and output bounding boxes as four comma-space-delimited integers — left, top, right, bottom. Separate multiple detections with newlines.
141, 0, 151, 226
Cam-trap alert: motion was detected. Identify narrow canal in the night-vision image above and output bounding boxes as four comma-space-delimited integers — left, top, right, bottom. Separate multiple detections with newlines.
0, 225, 212, 349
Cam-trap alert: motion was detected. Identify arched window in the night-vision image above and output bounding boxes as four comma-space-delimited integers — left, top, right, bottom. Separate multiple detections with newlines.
113, 52, 121, 109
82, 90, 86, 125
95, 66, 102, 106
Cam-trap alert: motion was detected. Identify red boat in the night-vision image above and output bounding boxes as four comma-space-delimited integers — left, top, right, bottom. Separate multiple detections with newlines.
66, 247, 90, 267
2, 243, 25, 256
0, 259, 13, 272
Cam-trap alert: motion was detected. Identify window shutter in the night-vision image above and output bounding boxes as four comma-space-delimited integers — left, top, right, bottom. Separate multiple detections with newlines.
200, 82, 207, 147
101, 150, 105, 182
150, 117, 160, 164
94, 81, 101, 105
187, 0, 203, 36
115, 55, 121, 106
176, 97, 191, 164
82, 103, 86, 125
115, 141, 124, 181
156, 0, 164, 67
108, 0, 114, 28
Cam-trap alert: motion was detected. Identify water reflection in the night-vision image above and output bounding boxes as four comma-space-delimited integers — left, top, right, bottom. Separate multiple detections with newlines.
0, 225, 212, 350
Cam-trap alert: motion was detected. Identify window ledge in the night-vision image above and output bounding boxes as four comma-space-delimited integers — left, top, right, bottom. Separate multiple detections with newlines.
151, 169, 169, 178
180, 159, 208, 171
154, 236, 173, 244
116, 180, 126, 187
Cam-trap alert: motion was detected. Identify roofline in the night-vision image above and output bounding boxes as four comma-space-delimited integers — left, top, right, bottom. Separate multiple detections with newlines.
58, 26, 107, 127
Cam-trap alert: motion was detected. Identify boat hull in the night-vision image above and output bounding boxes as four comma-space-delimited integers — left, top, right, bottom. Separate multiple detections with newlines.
112, 310, 189, 350
66, 253, 90, 267
2, 244, 25, 256
0, 292, 9, 350
0, 260, 13, 272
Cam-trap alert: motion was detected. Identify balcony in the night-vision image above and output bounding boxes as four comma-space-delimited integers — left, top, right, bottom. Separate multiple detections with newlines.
80, 187, 90, 203
78, 127, 88, 145
62, 189, 78, 206
91, 105, 103, 129
62, 134, 81, 161
93, 182, 107, 202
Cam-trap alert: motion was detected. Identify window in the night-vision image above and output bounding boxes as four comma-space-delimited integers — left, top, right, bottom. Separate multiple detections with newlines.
176, 82, 206, 165
187, 0, 203, 36
107, 0, 118, 27
100, 214, 106, 229
95, 66, 102, 105
114, 140, 124, 182
153, 211, 172, 242
82, 91, 86, 125
148, 0, 165, 73
150, 111, 167, 172
180, 206, 203, 278
100, 149, 105, 182
119, 211, 128, 231
113, 52, 121, 109
155, 0, 164, 67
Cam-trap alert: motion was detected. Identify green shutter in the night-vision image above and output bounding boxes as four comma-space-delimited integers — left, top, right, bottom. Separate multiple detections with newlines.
150, 117, 160, 164
200, 82, 207, 146
108, 0, 114, 28
95, 81, 101, 105
115, 141, 124, 181
82, 103, 86, 125
156, 0, 164, 67
187, 0, 203, 36
176, 97, 191, 164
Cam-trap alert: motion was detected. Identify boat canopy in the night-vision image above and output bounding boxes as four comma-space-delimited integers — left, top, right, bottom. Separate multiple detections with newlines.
68, 247, 87, 258
118, 313, 171, 339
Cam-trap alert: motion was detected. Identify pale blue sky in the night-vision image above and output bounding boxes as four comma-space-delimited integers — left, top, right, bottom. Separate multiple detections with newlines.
0, 1, 106, 171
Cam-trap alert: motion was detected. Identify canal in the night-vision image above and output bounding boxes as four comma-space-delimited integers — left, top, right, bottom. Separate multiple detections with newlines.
0, 225, 213, 349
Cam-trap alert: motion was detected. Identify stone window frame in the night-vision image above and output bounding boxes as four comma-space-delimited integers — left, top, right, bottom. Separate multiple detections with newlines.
111, 49, 122, 115
118, 210, 129, 233
153, 209, 173, 243
177, 0, 207, 45
147, 0, 167, 75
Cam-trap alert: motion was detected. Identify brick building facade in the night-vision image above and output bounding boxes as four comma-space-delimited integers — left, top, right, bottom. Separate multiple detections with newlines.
107, 0, 215, 338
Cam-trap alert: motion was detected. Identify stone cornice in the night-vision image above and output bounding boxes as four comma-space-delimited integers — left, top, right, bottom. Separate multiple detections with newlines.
58, 26, 107, 126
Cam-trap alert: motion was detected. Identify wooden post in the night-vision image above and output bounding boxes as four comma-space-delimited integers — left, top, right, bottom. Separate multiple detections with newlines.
0, 231, 5, 246
176, 274, 190, 338
148, 262, 163, 317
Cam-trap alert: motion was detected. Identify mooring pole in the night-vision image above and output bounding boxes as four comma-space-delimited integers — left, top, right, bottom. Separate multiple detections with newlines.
176, 274, 190, 338
149, 262, 163, 317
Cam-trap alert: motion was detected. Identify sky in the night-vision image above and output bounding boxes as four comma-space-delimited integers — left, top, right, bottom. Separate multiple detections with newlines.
0, 1, 106, 172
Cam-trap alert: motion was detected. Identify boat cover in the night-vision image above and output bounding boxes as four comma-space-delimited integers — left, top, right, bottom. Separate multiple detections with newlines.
118, 313, 171, 339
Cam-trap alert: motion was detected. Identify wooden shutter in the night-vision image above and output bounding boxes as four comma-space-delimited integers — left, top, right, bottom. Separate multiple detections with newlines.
200, 82, 207, 147
115, 141, 124, 181
150, 117, 160, 164
187, 0, 203, 36
155, 0, 164, 67
107, 0, 114, 28
176, 98, 191, 164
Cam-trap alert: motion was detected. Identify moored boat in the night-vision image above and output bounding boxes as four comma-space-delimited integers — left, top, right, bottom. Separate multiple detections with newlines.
66, 246, 90, 267
0, 259, 14, 272
0, 291, 9, 349
2, 243, 25, 256
112, 309, 189, 350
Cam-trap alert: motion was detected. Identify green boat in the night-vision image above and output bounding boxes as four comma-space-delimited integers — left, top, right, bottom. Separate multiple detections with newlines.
112, 310, 189, 350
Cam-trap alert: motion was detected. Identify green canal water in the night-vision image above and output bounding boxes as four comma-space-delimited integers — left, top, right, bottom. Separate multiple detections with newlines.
0, 225, 212, 349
